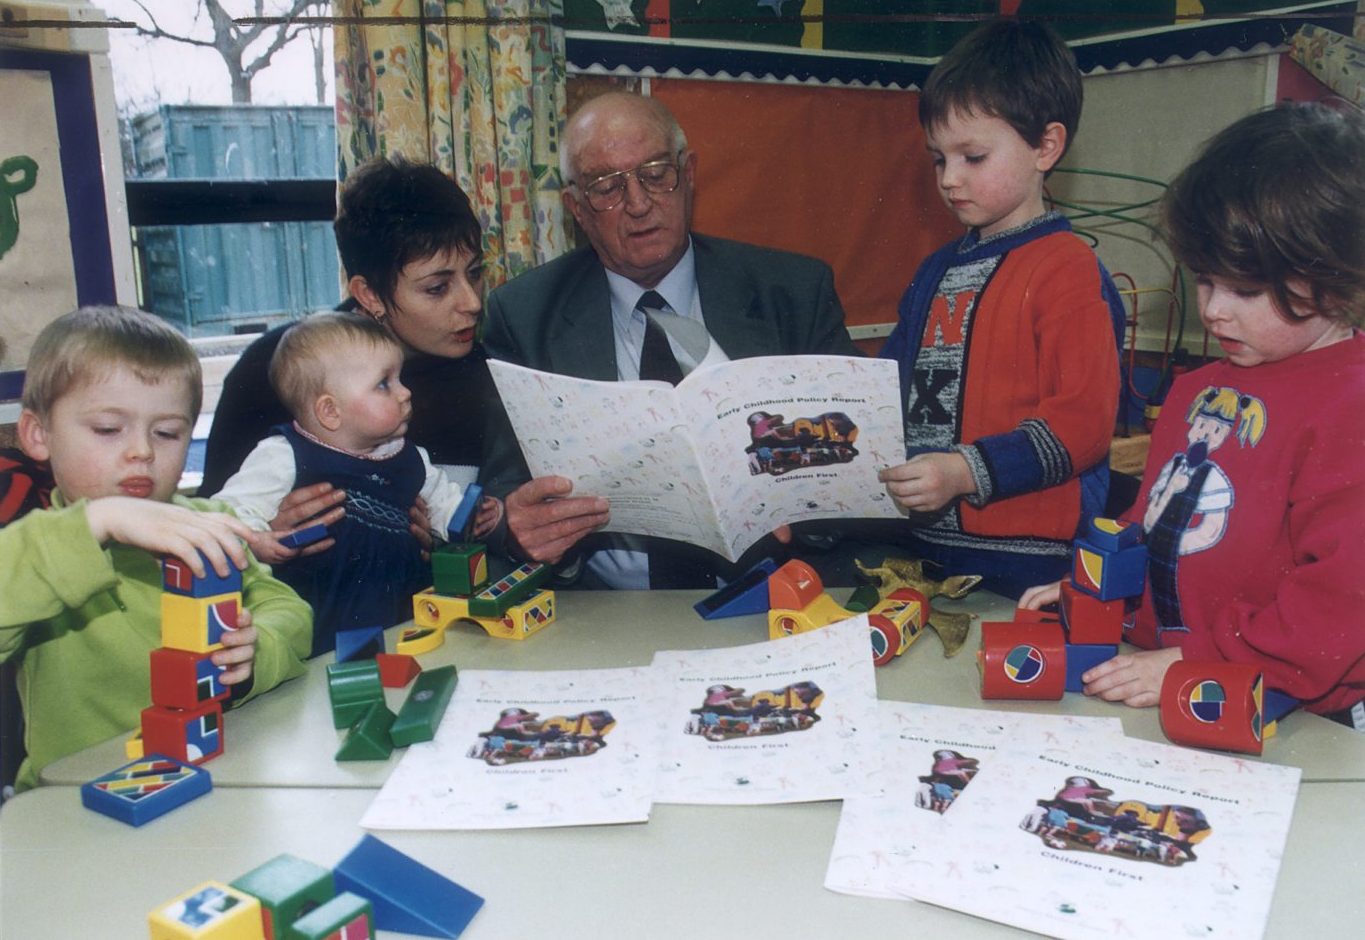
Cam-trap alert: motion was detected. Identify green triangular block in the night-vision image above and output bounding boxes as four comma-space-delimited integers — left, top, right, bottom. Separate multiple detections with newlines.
336, 702, 396, 761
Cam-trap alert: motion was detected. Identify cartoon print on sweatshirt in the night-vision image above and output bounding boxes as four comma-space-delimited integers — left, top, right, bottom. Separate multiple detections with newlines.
1142, 386, 1267, 637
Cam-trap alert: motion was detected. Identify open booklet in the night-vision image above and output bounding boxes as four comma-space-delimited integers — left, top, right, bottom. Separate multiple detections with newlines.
489, 355, 906, 562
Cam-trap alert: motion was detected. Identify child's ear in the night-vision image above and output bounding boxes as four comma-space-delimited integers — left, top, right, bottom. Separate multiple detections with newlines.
16, 409, 50, 461
314, 394, 343, 432
1036, 121, 1068, 173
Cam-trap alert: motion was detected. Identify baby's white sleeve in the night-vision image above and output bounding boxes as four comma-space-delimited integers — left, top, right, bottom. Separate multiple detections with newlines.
214, 436, 299, 530
416, 445, 468, 535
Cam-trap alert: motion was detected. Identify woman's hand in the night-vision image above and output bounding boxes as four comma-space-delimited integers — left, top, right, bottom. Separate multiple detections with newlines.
268, 482, 344, 555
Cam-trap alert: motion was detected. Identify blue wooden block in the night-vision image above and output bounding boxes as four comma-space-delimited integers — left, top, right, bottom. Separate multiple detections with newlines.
1064, 643, 1119, 693
334, 834, 483, 938
161, 552, 242, 598
1086, 516, 1142, 552
1071, 539, 1147, 601
446, 483, 483, 542
336, 624, 386, 663
280, 523, 329, 549
81, 755, 212, 826
693, 558, 778, 620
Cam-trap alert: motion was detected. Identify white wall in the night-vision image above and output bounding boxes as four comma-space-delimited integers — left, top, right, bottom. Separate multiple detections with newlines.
1054, 54, 1275, 354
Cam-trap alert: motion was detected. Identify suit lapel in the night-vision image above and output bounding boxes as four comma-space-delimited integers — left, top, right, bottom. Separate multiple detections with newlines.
693, 236, 771, 359
546, 254, 618, 381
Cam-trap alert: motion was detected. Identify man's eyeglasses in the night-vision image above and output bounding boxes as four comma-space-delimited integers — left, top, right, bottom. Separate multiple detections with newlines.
575, 152, 685, 212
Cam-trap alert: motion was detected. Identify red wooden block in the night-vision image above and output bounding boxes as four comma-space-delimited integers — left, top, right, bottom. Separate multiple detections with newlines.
1159, 661, 1266, 755
978, 622, 1066, 700
1059, 580, 1125, 645
149, 647, 229, 710
376, 653, 422, 689
141, 699, 225, 765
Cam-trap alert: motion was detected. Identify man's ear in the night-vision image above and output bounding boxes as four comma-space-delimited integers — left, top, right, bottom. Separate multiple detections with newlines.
1036, 122, 1068, 173
313, 394, 343, 433
16, 409, 50, 461
348, 276, 386, 321
562, 188, 588, 231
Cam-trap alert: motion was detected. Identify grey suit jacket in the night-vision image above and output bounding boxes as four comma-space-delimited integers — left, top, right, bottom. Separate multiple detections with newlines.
481, 233, 858, 498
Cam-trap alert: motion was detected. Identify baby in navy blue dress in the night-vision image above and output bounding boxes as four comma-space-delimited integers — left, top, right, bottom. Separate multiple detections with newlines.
217, 311, 501, 655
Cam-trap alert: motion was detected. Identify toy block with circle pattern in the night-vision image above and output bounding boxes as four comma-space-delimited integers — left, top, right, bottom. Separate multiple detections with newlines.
431, 542, 488, 597
1059, 580, 1125, 645
162, 554, 242, 599
978, 621, 1066, 700
81, 755, 211, 827
376, 653, 421, 688
1085, 516, 1142, 552
335, 625, 385, 663
147, 881, 263, 940
289, 891, 374, 940
230, 853, 335, 940
1159, 661, 1268, 754
336, 702, 396, 761
333, 834, 484, 938
447, 482, 483, 543
162, 592, 240, 654
1064, 643, 1119, 693
1071, 538, 1146, 601
142, 700, 225, 765
466, 562, 553, 618
390, 665, 457, 747
327, 660, 384, 729
693, 557, 778, 619
150, 647, 229, 710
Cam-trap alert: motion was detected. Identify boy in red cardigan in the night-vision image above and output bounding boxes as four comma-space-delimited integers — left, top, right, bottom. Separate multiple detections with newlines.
878, 19, 1124, 598
1023, 103, 1365, 730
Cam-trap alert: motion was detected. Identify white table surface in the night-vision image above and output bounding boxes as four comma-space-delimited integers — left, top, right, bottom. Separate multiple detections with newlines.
2, 783, 1362, 939
40, 589, 1365, 787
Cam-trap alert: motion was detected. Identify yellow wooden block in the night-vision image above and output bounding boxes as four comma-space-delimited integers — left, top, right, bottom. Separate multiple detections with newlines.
124, 730, 143, 760
161, 592, 239, 654
148, 881, 263, 940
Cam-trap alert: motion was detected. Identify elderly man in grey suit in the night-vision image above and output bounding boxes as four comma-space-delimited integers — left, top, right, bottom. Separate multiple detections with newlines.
483, 91, 859, 589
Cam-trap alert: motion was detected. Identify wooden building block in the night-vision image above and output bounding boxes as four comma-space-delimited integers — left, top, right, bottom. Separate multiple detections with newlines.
431, 542, 488, 597
150, 647, 229, 710
1059, 580, 1125, 645
161, 592, 240, 654
390, 665, 457, 747
162, 554, 242, 598
148, 882, 262, 940
978, 622, 1065, 701
375, 653, 421, 688
333, 835, 483, 938
231, 854, 334, 940
326, 660, 384, 730
466, 562, 552, 618
335, 703, 395, 761
289, 891, 373, 940
81, 756, 211, 827
141, 700, 224, 765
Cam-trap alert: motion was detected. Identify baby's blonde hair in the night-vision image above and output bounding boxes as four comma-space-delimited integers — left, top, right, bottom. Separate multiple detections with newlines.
21, 305, 201, 419
269, 311, 401, 419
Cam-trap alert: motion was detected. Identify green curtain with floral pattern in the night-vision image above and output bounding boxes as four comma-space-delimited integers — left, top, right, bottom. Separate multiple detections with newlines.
334, 0, 569, 288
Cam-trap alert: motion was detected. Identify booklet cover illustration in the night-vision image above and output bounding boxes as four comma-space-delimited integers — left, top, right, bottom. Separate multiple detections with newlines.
1019, 776, 1211, 866
468, 707, 616, 766
683, 681, 822, 741
916, 749, 980, 813
745, 410, 857, 476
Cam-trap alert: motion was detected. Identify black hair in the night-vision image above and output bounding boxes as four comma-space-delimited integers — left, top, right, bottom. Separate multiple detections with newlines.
333, 156, 482, 309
